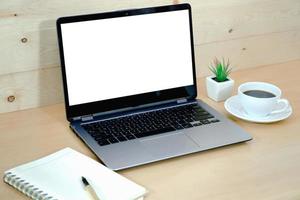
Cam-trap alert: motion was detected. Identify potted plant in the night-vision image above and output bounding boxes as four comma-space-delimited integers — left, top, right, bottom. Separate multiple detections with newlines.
206, 58, 234, 102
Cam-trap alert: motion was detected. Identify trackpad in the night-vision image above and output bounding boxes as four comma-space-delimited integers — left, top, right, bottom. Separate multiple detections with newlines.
140, 132, 199, 157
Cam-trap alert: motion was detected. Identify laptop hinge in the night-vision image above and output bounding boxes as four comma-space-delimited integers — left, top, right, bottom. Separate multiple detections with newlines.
177, 98, 188, 104
80, 115, 94, 122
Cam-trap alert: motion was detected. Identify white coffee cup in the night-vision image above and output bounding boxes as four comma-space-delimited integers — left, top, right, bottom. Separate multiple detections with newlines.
238, 82, 289, 117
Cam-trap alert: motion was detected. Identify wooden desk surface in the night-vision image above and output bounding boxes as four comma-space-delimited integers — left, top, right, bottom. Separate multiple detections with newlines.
1, 60, 300, 200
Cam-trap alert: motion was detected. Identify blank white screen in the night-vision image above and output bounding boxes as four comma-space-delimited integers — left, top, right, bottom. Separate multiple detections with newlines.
61, 10, 194, 106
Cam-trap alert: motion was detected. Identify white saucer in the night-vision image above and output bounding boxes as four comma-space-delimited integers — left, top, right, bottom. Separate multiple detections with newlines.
224, 95, 292, 123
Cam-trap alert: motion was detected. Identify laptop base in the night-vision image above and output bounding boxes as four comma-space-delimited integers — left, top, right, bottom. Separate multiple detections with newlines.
71, 100, 252, 170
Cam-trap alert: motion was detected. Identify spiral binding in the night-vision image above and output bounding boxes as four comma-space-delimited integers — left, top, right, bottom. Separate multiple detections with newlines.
4, 172, 58, 200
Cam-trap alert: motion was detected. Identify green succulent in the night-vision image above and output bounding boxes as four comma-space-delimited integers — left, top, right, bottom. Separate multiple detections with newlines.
209, 57, 232, 82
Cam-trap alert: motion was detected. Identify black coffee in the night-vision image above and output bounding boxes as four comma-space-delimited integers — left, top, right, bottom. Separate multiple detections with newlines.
243, 90, 276, 98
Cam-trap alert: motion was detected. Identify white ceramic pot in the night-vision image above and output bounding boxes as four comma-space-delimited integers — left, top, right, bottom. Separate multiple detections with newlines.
206, 75, 234, 102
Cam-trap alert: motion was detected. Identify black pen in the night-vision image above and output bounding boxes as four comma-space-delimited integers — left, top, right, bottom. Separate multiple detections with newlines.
81, 176, 101, 200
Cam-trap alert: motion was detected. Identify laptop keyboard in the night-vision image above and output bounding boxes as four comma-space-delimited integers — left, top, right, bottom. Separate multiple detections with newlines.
82, 103, 220, 146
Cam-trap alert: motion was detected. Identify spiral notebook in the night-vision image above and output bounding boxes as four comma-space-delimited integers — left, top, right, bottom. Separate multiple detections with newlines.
3, 148, 147, 200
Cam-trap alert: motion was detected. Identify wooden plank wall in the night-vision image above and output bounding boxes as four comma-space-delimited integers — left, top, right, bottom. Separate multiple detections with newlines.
0, 0, 300, 113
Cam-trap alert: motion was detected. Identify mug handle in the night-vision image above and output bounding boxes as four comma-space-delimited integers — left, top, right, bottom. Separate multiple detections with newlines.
270, 99, 289, 115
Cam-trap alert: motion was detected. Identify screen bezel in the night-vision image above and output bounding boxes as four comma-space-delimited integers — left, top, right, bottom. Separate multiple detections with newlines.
56, 3, 197, 120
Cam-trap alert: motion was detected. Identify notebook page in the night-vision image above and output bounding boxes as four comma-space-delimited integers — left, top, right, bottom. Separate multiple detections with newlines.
6, 148, 92, 199
5, 148, 146, 200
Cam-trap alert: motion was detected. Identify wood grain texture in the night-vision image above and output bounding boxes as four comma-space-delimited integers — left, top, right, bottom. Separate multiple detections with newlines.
188, 0, 300, 45
0, 67, 63, 113
195, 30, 300, 76
1, 0, 300, 75
0, 60, 300, 200
0, 0, 300, 113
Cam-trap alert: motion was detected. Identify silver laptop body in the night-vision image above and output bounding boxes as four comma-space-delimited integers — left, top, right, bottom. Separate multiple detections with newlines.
57, 4, 252, 170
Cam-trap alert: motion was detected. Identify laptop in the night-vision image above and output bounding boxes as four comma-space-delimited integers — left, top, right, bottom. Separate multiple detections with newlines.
56, 3, 252, 170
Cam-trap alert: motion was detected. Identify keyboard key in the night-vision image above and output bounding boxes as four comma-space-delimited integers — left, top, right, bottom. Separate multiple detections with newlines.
125, 134, 136, 140
97, 140, 110, 146
173, 124, 184, 130
182, 123, 193, 128
90, 131, 105, 137
195, 114, 214, 120
185, 118, 194, 122
108, 138, 119, 144
190, 121, 202, 126
210, 119, 220, 123
200, 120, 210, 124
117, 136, 127, 142
94, 135, 107, 141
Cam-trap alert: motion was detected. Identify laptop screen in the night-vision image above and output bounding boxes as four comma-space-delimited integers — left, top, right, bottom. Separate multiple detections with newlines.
57, 4, 196, 119
60, 9, 194, 106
